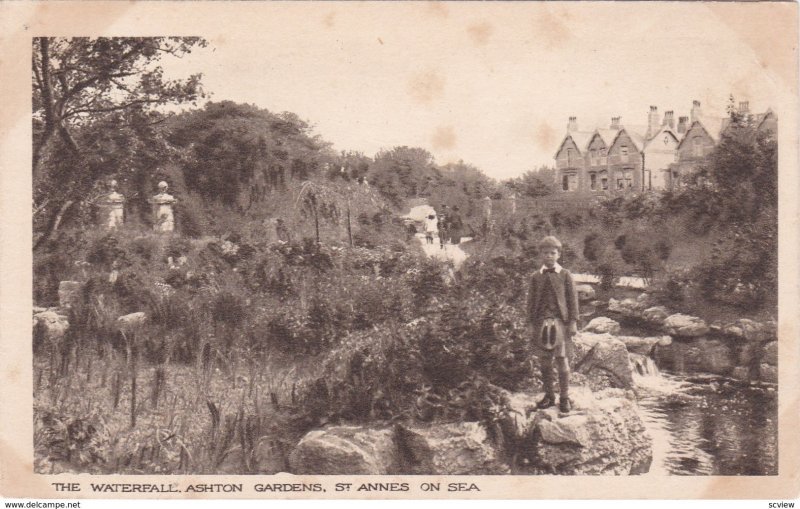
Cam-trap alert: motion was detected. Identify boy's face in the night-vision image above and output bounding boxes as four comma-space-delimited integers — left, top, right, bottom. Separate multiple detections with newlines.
541, 247, 560, 267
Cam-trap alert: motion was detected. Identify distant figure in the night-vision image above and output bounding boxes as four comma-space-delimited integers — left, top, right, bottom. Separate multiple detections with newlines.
438, 205, 449, 249
424, 213, 438, 245
449, 206, 463, 245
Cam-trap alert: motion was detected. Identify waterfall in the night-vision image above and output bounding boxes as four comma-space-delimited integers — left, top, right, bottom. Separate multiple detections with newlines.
630, 352, 660, 377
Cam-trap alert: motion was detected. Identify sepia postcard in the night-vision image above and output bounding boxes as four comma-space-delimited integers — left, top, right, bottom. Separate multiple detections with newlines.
1, 0, 799, 501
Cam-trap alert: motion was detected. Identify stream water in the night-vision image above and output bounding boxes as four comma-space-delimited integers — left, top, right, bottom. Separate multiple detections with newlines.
632, 355, 778, 475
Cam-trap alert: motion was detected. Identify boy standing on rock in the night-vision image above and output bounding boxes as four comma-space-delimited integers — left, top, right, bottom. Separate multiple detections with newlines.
526, 236, 579, 413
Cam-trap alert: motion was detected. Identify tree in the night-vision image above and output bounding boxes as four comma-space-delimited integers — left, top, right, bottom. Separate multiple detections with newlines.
32, 37, 206, 247
168, 101, 332, 208
502, 166, 556, 198
368, 146, 440, 205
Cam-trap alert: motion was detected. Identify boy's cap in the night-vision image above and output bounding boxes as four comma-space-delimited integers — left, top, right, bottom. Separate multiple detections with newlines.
539, 236, 562, 250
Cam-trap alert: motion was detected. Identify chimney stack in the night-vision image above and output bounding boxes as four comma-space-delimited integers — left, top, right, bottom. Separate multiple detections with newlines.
738, 101, 750, 114
677, 116, 688, 134
662, 110, 675, 129
610, 116, 621, 130
647, 105, 660, 138
691, 100, 702, 123
567, 116, 578, 133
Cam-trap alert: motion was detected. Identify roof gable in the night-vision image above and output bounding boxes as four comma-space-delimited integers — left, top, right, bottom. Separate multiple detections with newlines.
553, 131, 594, 159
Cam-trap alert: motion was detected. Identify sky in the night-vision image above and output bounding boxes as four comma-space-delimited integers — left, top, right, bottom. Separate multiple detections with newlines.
154, 2, 794, 180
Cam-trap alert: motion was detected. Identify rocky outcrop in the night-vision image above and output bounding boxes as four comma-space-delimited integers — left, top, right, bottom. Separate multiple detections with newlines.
572, 332, 635, 390
288, 426, 398, 474
583, 317, 621, 335
58, 281, 83, 309
642, 306, 669, 327
576, 284, 596, 302
117, 312, 147, 331
607, 297, 645, 320
762, 341, 778, 366
526, 387, 652, 475
616, 335, 672, 356
759, 364, 778, 384
33, 310, 69, 342
663, 314, 709, 338
654, 338, 735, 376
396, 422, 510, 474
722, 318, 771, 343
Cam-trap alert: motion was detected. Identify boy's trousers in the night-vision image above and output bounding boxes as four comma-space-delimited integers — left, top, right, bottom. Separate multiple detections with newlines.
534, 317, 572, 400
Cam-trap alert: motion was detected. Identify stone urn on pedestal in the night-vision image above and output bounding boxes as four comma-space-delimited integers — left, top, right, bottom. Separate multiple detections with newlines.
148, 181, 177, 233
98, 179, 125, 230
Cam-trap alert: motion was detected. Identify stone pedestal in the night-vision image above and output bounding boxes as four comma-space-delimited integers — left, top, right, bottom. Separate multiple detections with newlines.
148, 181, 177, 232
97, 180, 125, 230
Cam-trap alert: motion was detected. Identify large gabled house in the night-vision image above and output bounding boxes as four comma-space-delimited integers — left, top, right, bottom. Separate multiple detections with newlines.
554, 100, 777, 194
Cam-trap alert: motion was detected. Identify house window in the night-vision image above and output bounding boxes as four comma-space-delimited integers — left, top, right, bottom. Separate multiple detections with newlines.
600, 149, 607, 165
600, 171, 609, 190
624, 171, 633, 188
590, 149, 597, 166
590, 173, 597, 190
693, 137, 703, 157
562, 175, 569, 191
567, 148, 574, 166
617, 178, 624, 190
620, 146, 629, 163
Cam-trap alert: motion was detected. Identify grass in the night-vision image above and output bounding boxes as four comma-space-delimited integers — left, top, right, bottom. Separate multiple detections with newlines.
33, 348, 321, 474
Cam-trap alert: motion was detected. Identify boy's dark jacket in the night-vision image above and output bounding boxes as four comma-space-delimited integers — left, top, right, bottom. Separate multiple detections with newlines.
526, 267, 580, 326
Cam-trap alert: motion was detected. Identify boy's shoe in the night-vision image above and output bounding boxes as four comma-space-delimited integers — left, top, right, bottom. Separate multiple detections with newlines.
536, 394, 556, 409
559, 397, 572, 414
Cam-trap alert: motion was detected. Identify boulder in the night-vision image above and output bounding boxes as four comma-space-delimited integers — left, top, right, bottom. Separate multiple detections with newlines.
737, 342, 759, 366
33, 310, 69, 342
395, 422, 509, 474
653, 338, 734, 376
58, 281, 83, 309
663, 314, 709, 338
723, 319, 770, 343
529, 387, 652, 475
759, 364, 778, 384
696, 339, 735, 375
616, 335, 672, 356
289, 426, 398, 475
117, 312, 147, 331
642, 306, 670, 326
731, 366, 751, 382
607, 298, 644, 320
576, 284, 596, 302
572, 332, 635, 390
762, 341, 778, 366
583, 317, 621, 335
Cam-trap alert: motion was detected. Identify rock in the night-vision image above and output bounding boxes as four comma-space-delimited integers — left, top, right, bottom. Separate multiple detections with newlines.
289, 426, 398, 475
737, 343, 759, 366
653, 338, 734, 376
607, 298, 644, 320
697, 339, 735, 375
583, 317, 621, 335
731, 366, 751, 381
642, 306, 669, 326
759, 363, 778, 384
617, 335, 672, 356
529, 387, 652, 475
576, 284, 596, 302
396, 422, 509, 474
33, 310, 69, 342
33, 306, 47, 314
58, 281, 83, 309
117, 312, 147, 331
503, 391, 540, 440
722, 319, 769, 343
572, 332, 635, 390
762, 342, 778, 366
663, 314, 709, 337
